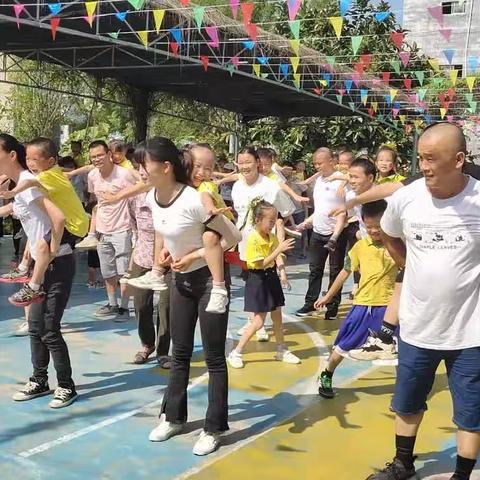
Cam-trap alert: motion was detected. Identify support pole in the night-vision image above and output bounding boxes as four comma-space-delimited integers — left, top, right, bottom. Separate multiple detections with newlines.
130, 87, 152, 142
410, 129, 419, 175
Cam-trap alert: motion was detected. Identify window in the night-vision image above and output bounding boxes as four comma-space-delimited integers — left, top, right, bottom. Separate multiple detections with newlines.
440, 63, 463, 77
442, 1, 467, 14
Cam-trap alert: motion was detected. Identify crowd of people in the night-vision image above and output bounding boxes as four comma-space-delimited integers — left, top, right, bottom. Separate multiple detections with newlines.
0, 123, 478, 479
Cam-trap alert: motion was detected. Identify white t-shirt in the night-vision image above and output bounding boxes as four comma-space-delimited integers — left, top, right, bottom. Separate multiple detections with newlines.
147, 185, 209, 273
13, 171, 72, 260
345, 189, 368, 238
381, 176, 480, 350
232, 174, 295, 260
312, 172, 345, 235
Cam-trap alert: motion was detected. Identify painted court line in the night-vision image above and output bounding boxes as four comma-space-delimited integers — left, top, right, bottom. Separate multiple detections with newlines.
17, 372, 209, 458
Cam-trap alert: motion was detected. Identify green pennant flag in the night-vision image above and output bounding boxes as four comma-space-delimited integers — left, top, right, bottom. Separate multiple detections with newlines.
261, 73, 269, 78
377, 114, 384, 122
417, 88, 427, 101
348, 102, 355, 111
109, 31, 119, 39
391, 60, 401, 74
414, 71, 425, 86
227, 64, 235, 77
193, 6, 205, 30
335, 94, 343, 104
465, 93, 474, 105
127, 0, 144, 10
468, 101, 477, 113
326, 56, 336, 67
351, 35, 363, 55
289, 20, 300, 39
433, 77, 443, 87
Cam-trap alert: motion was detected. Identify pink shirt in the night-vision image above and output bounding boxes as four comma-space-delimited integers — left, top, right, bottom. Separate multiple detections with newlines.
88, 164, 135, 234
129, 192, 154, 269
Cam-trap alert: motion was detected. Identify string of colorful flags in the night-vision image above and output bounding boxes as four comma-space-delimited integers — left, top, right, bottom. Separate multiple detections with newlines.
9, 0, 480, 130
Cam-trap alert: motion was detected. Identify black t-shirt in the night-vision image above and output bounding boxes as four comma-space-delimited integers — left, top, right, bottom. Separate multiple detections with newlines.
401, 162, 480, 186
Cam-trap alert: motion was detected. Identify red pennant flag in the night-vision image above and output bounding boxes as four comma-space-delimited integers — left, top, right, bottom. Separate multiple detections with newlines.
170, 41, 179, 55
360, 54, 372, 69
50, 17, 60, 40
438, 93, 446, 104
246, 23, 257, 41
200, 55, 209, 72
179, 0, 190, 5
403, 78, 412, 89
313, 87, 322, 95
442, 100, 451, 110
230, 56, 240, 67
368, 107, 375, 117
382, 72, 391, 85
390, 31, 404, 50
354, 62, 365, 74
447, 87, 456, 100
241, 3, 254, 27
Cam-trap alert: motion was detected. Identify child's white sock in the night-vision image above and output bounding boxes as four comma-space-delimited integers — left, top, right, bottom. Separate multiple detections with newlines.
18, 263, 29, 273
28, 282, 41, 291
120, 296, 129, 310
108, 292, 118, 307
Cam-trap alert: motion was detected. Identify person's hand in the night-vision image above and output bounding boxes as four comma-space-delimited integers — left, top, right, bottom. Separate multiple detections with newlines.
0, 190, 15, 199
298, 220, 313, 231
324, 238, 337, 252
314, 296, 329, 310
211, 206, 233, 216
329, 204, 347, 218
280, 272, 291, 291
336, 184, 346, 199
97, 191, 118, 204
278, 238, 295, 254
158, 248, 172, 267
294, 194, 310, 204
171, 252, 195, 272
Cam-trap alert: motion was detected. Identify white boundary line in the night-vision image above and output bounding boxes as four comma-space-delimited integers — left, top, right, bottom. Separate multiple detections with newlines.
18, 372, 209, 458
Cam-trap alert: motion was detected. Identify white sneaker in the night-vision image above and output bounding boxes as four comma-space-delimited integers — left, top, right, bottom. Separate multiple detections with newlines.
227, 350, 244, 369
275, 349, 301, 364
237, 320, 251, 336
149, 413, 184, 442
284, 226, 303, 239
14, 321, 29, 336
128, 271, 168, 291
205, 287, 229, 314
76, 235, 98, 251
349, 330, 398, 361
192, 430, 220, 456
48, 387, 78, 409
256, 327, 269, 342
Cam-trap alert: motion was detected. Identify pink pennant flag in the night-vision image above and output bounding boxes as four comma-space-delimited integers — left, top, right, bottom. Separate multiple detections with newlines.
439, 28, 452, 42
408, 93, 418, 103
230, 56, 240, 67
230, 0, 239, 18
50, 17, 60, 40
399, 51, 410, 67
205, 26, 219, 48
288, 0, 302, 21
82, 15, 95, 27
313, 87, 322, 95
427, 5, 444, 27
447, 115, 454, 123
200, 55, 209, 71
390, 31, 404, 50
352, 72, 361, 87
337, 88, 345, 96
13, 4, 25, 28
372, 78, 381, 86
241, 3, 254, 27
392, 108, 400, 118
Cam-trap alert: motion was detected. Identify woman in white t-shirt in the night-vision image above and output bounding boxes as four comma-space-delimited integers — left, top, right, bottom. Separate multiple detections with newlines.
139, 137, 234, 456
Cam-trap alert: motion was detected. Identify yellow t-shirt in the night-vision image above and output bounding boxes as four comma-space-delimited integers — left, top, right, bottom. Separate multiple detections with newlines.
376, 173, 405, 184
119, 158, 134, 169
346, 237, 398, 306
37, 165, 89, 238
245, 229, 278, 270
198, 181, 234, 221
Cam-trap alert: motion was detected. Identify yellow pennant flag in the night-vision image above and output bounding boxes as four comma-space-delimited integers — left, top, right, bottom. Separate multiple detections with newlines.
290, 56, 300, 73
320, 80, 327, 87
440, 107, 447, 119
449, 68, 458, 86
390, 88, 398, 102
289, 39, 300, 56
466, 76, 476, 92
85, 1, 97, 18
329, 17, 343, 39
293, 73, 301, 89
138, 30, 148, 48
399, 114, 406, 124
428, 58, 440, 71
253, 63, 261, 77
153, 9, 165, 34
413, 119, 423, 130
372, 101, 378, 113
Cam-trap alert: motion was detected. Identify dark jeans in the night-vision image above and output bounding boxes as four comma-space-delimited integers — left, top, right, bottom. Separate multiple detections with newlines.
131, 262, 170, 357
161, 266, 229, 433
29, 254, 75, 388
344, 221, 360, 284
304, 230, 348, 308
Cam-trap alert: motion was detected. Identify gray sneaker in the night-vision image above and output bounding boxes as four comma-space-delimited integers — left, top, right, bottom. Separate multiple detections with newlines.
94, 304, 119, 317
113, 307, 130, 322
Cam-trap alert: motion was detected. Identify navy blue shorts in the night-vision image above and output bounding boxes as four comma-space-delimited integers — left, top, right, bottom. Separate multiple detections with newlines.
392, 338, 480, 432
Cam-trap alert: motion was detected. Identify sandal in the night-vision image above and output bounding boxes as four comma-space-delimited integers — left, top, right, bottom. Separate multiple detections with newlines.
134, 346, 155, 364
157, 356, 172, 369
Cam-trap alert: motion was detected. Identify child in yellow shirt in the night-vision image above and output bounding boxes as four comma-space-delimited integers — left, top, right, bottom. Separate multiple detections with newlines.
375, 145, 406, 184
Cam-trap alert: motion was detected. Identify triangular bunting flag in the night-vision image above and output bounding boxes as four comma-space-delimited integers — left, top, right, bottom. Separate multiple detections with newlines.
261, 73, 269, 79
242, 40, 255, 50
48, 3, 61, 16
351, 35, 363, 55
50, 17, 60, 40
293, 73, 301, 89
466, 76, 476, 92
169, 27, 182, 46
246, 23, 257, 41
13, 4, 25, 28
446, 115, 454, 123
427, 5, 444, 27
428, 58, 440, 71
360, 89, 368, 106
467, 56, 478, 73
449, 69, 458, 86
329, 17, 343, 39
468, 102, 477, 114
289, 39, 300, 56
399, 51, 410, 67
440, 107, 447, 119
85, 2, 97, 19
414, 71, 425, 85
115, 11, 127, 22
290, 56, 300, 73
336, 94, 343, 104
288, 0, 302, 22
170, 41, 179, 55
348, 102, 355, 111
313, 87, 322, 95
403, 78, 412, 89
138, 30, 148, 48
253, 63, 261, 77
206, 26, 219, 48
390, 89, 398, 101
108, 31, 119, 39
382, 72, 391, 85
447, 87, 455, 100
323, 73, 331, 86
418, 88, 427, 101
230, 0, 239, 18
371, 101, 378, 113
326, 56, 336, 67
392, 108, 399, 118
439, 28, 452, 42
360, 54, 372, 69
179, 0, 190, 5
280, 63, 289, 78
241, 3, 254, 27
230, 56, 240, 68
193, 6, 205, 30
443, 49, 455, 64
374, 11, 390, 22
227, 65, 235, 77
344, 80, 353, 93
153, 10, 165, 34
257, 56, 269, 65
200, 55, 209, 72
340, 0, 352, 17
391, 60, 400, 74
127, 0, 144, 10
351, 72, 361, 87
289, 20, 300, 39
84, 14, 95, 27
390, 31, 404, 50
384, 94, 392, 106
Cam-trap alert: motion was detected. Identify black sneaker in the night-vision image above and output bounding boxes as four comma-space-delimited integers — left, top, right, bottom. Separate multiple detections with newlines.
318, 371, 334, 399
366, 457, 417, 479
94, 304, 119, 317
114, 307, 130, 322
12, 380, 51, 401
296, 305, 315, 317
49, 386, 78, 409
325, 305, 338, 320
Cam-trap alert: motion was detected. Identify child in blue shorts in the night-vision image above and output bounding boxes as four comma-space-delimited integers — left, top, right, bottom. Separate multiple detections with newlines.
314, 200, 398, 398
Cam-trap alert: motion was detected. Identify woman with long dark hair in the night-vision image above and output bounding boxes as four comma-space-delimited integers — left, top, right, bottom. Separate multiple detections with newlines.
139, 137, 238, 456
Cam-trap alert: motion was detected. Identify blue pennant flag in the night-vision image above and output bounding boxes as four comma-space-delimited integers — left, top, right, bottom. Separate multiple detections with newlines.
243, 40, 255, 50
115, 11, 128, 22
425, 114, 433, 124
344, 79, 353, 93
374, 11, 390, 21
467, 56, 478, 73
443, 49, 455, 65
169, 27, 182, 46
279, 63, 289, 78
257, 56, 269, 65
48, 3, 62, 15
340, 0, 352, 17
384, 94, 392, 106
393, 102, 401, 110
322, 73, 331, 86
